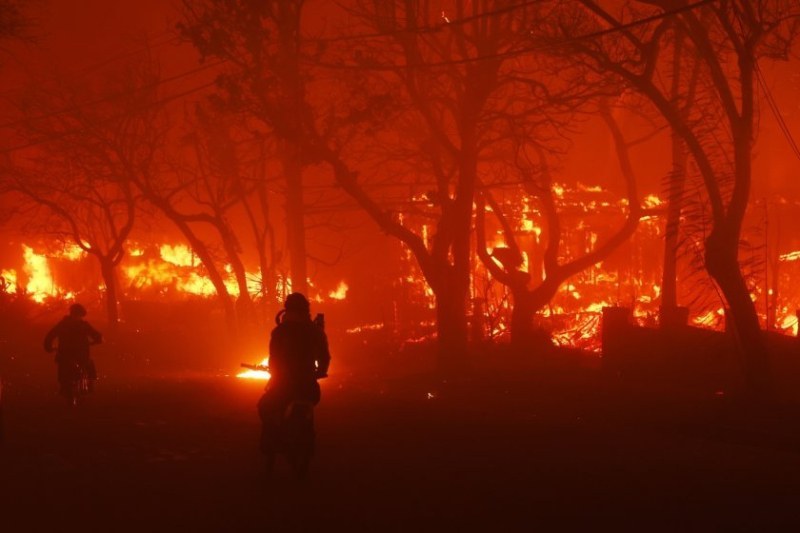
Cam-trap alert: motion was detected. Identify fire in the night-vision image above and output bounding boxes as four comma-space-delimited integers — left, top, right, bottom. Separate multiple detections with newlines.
780, 315, 799, 337
521, 219, 542, 240
0, 269, 17, 293
780, 250, 800, 262
346, 322, 384, 334
578, 183, 604, 193
328, 281, 348, 300
692, 308, 725, 328
23, 245, 56, 303
5, 240, 351, 305
181, 271, 227, 296
6, 173, 800, 356
237, 358, 271, 380
643, 194, 663, 208
60, 244, 87, 261
125, 260, 180, 291
160, 244, 195, 267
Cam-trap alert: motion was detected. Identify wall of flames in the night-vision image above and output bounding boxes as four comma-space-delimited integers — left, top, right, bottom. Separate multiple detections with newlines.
0, 243, 349, 306
2, 182, 799, 351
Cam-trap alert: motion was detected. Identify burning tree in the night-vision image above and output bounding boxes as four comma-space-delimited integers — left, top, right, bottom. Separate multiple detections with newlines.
541, 0, 800, 395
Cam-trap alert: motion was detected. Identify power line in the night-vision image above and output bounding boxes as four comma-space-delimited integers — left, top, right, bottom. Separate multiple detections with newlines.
0, 59, 226, 130
0, 81, 217, 155
0, 1, 719, 152
306, 0, 553, 44
69, 32, 179, 78
302, 0, 715, 71
0, 31, 178, 98
755, 61, 800, 161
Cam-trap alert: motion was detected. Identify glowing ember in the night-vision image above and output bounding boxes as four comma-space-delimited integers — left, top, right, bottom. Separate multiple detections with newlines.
578, 183, 604, 193
643, 194, 663, 208
237, 358, 271, 380
346, 323, 384, 334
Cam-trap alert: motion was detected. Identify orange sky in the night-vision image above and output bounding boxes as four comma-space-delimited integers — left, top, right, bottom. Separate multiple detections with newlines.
2, 1, 799, 199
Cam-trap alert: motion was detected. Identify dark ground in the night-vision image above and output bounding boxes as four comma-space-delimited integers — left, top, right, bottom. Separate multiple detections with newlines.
2, 342, 800, 532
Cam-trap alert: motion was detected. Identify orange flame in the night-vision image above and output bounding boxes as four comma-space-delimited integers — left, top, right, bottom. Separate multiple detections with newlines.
23, 246, 56, 303
328, 281, 349, 300
0, 269, 18, 293
160, 244, 195, 267
237, 358, 271, 380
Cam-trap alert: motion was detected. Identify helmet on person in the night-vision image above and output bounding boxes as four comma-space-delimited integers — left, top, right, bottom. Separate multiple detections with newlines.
284, 292, 310, 314
69, 303, 87, 317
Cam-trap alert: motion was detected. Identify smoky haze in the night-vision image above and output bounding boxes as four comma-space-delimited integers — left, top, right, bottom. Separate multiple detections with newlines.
2, 1, 800, 530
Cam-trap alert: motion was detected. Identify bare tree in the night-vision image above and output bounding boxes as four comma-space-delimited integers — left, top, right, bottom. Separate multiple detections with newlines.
2, 62, 161, 327
172, 103, 282, 326
541, 0, 800, 395
176, 0, 614, 371
179, 0, 311, 295
476, 104, 643, 345
660, 24, 702, 327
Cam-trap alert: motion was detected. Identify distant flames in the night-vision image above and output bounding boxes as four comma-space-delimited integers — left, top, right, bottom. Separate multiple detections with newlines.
328, 281, 348, 300
3, 183, 800, 350
23, 245, 57, 303
0, 268, 17, 294
0, 242, 349, 305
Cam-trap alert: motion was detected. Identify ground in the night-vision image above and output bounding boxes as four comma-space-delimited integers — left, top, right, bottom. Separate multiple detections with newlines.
2, 345, 800, 532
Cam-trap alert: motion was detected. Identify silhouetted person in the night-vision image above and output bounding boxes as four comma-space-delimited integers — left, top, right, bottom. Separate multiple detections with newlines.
258, 293, 330, 454
44, 303, 102, 397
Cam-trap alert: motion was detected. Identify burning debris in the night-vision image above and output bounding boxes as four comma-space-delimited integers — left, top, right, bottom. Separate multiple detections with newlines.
238, 358, 271, 380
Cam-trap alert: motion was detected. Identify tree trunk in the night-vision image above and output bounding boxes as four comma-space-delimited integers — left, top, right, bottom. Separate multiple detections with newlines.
437, 122, 478, 372
513, 280, 559, 347
709, 63, 770, 396
172, 218, 238, 332
434, 278, 469, 375
219, 226, 256, 327
99, 257, 119, 330
660, 130, 687, 325
510, 288, 536, 347
282, 141, 308, 295
705, 227, 769, 396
